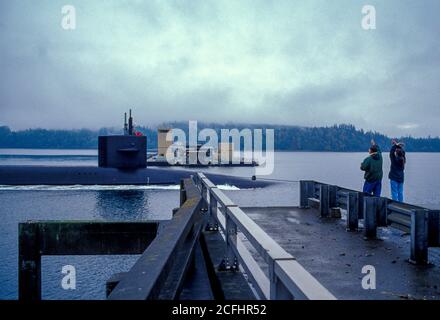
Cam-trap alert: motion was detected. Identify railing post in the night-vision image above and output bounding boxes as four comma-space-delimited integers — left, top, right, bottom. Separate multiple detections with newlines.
427, 210, 440, 247
201, 183, 208, 212
300, 181, 314, 208
300, 180, 308, 208
376, 197, 388, 227
18, 223, 41, 301
194, 172, 205, 190
319, 185, 330, 217
192, 174, 199, 188
364, 197, 378, 239
358, 192, 365, 219
205, 191, 218, 231
269, 261, 293, 300
198, 176, 203, 189
347, 192, 359, 231
410, 209, 429, 264
179, 179, 186, 206
219, 213, 239, 271
329, 185, 338, 209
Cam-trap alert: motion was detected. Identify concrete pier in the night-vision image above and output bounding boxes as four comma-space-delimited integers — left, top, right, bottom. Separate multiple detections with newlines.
17, 175, 440, 300
243, 206, 440, 300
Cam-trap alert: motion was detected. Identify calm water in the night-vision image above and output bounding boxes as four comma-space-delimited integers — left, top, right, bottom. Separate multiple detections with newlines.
1, 149, 440, 300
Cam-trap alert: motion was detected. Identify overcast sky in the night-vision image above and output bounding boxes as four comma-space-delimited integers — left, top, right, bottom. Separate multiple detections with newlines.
0, 0, 439, 137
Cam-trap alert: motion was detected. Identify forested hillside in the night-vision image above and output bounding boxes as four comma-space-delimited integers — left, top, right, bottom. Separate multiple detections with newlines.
1, 123, 439, 152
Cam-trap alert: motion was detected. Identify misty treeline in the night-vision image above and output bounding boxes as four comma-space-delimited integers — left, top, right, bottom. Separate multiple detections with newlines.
1, 123, 440, 152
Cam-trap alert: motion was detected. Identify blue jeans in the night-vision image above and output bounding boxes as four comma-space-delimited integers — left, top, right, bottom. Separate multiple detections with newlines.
390, 180, 404, 202
363, 180, 382, 197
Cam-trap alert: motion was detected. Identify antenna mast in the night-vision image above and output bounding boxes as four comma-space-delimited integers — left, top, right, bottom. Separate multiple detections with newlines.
128, 109, 133, 135
124, 112, 128, 135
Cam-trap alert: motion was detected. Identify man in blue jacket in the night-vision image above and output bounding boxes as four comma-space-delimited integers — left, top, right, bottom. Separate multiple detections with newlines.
389, 139, 406, 202
361, 139, 383, 196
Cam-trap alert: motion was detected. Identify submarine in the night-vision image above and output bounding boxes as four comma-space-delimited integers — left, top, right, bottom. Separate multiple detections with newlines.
0, 111, 270, 188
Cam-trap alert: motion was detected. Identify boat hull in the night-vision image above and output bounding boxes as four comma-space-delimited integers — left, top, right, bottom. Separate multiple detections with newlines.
0, 165, 270, 188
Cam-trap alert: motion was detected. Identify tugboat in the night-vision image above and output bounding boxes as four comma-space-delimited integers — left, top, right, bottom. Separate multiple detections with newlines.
0, 111, 269, 188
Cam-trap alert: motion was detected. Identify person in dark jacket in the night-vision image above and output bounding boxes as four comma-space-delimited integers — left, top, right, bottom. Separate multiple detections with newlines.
389, 139, 406, 202
361, 139, 383, 196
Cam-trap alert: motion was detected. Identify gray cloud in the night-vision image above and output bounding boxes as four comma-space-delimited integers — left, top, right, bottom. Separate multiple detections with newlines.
0, 0, 439, 137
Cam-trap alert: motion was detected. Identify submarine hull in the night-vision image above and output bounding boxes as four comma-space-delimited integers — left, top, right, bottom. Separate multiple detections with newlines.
0, 165, 270, 188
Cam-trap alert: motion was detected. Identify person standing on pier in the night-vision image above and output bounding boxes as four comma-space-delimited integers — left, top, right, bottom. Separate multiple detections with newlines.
389, 139, 406, 202
360, 139, 383, 196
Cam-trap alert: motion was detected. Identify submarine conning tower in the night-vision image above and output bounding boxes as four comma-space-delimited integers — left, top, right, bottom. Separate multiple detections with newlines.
98, 109, 147, 169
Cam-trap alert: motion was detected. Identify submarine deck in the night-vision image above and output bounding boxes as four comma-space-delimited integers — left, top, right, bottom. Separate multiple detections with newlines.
242, 206, 440, 300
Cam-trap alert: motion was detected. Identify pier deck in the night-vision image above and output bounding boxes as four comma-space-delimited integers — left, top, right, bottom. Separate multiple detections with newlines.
243, 206, 440, 300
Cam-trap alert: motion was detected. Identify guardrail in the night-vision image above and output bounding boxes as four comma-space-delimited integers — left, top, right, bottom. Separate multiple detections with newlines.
300, 180, 440, 264
19, 221, 158, 300
108, 178, 204, 300
193, 173, 336, 300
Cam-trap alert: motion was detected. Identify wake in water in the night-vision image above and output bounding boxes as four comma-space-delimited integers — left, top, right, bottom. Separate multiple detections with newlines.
0, 184, 240, 191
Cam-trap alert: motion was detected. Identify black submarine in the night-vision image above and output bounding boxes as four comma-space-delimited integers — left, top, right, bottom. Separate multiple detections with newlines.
0, 111, 269, 188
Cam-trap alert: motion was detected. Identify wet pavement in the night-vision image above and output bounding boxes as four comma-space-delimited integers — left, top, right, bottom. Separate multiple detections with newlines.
242, 206, 440, 300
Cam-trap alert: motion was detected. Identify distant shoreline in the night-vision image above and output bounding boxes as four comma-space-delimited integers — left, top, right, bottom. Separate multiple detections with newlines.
2, 123, 440, 152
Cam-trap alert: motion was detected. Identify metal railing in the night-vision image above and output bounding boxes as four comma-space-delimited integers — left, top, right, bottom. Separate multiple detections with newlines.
193, 173, 336, 300
300, 180, 440, 264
